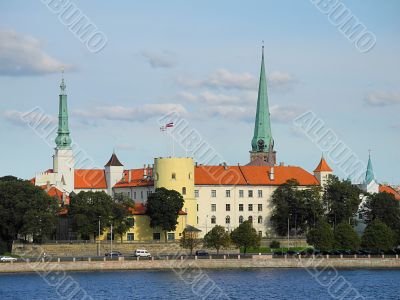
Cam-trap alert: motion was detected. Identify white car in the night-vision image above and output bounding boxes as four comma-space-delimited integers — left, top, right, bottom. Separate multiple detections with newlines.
133, 249, 151, 258
0, 256, 17, 262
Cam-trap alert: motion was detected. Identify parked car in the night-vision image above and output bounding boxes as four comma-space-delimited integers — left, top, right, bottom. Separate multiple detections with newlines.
195, 250, 209, 257
105, 251, 122, 257
273, 251, 286, 256
0, 256, 17, 262
133, 249, 151, 258
286, 250, 300, 257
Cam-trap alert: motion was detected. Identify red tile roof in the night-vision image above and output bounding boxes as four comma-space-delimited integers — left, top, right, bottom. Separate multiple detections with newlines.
379, 185, 400, 201
114, 169, 153, 188
37, 184, 70, 205
314, 157, 333, 172
194, 165, 319, 186
74, 169, 107, 189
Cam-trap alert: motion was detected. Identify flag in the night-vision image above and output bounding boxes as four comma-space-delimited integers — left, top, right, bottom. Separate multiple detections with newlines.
166, 122, 174, 128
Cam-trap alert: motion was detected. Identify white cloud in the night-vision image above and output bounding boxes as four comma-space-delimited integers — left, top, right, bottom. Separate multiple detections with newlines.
72, 103, 188, 122
364, 92, 400, 107
268, 71, 298, 91
141, 50, 177, 69
0, 29, 71, 76
177, 91, 198, 102
2, 109, 57, 127
270, 105, 305, 123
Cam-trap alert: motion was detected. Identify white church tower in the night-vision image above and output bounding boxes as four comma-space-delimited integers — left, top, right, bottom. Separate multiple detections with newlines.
53, 70, 75, 192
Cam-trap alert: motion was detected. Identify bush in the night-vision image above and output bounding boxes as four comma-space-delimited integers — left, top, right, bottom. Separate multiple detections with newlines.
334, 222, 360, 250
361, 219, 396, 251
306, 221, 334, 251
269, 240, 280, 249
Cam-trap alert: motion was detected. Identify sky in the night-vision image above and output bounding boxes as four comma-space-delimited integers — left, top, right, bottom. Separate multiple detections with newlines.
0, 0, 399, 185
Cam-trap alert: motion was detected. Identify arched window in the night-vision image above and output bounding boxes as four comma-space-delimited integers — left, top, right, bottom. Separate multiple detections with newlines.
239, 216, 244, 224
211, 216, 216, 224
182, 187, 186, 195
172, 172, 176, 179
225, 216, 230, 224
248, 216, 253, 223
258, 216, 263, 224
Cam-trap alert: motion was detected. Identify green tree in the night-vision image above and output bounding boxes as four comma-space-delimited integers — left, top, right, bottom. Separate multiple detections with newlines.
323, 176, 361, 227
362, 192, 400, 243
269, 240, 280, 249
180, 228, 202, 255
146, 188, 184, 242
230, 221, 260, 254
306, 221, 334, 251
270, 180, 323, 236
68, 191, 114, 240
334, 222, 360, 250
112, 193, 135, 242
203, 225, 230, 255
361, 219, 395, 251
0, 176, 59, 252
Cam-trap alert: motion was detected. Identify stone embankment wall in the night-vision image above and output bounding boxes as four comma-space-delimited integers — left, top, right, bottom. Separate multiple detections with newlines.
1, 256, 400, 273
12, 242, 239, 257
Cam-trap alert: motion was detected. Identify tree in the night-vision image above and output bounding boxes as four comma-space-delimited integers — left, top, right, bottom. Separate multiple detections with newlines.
306, 221, 334, 251
68, 191, 114, 240
361, 219, 395, 251
334, 222, 360, 250
146, 188, 184, 242
203, 225, 230, 255
270, 240, 280, 249
180, 227, 202, 255
270, 180, 323, 236
361, 192, 400, 243
230, 221, 260, 254
0, 176, 59, 252
112, 193, 135, 242
323, 176, 361, 227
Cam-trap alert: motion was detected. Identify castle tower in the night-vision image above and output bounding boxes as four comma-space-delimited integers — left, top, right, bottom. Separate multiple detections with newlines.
248, 46, 276, 166
313, 155, 333, 187
53, 69, 75, 192
154, 157, 197, 227
104, 151, 124, 195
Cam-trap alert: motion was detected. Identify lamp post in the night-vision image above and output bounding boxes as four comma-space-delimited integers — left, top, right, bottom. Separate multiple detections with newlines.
97, 216, 101, 256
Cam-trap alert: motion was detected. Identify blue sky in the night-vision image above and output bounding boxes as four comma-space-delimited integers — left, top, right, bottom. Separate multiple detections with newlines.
0, 0, 399, 184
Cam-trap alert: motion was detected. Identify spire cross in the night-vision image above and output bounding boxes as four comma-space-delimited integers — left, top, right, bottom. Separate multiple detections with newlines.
60, 66, 66, 95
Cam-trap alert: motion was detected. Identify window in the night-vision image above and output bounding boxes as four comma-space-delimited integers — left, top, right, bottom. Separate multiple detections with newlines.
258, 216, 263, 224
147, 190, 151, 196
226, 204, 231, 211
358, 213, 363, 220
127, 217, 134, 227
182, 187, 186, 195
197, 204, 199, 211
168, 233, 175, 241
248, 204, 253, 211
225, 216, 230, 224
153, 233, 161, 240
211, 204, 216, 212
188, 173, 192, 180
195, 190, 199, 198
258, 190, 263, 198
211, 216, 216, 224
140, 191, 143, 199
211, 190, 216, 197
239, 216, 244, 224
133, 192, 136, 199
239, 204, 243, 211
248, 216, 253, 223
127, 233, 134, 241
248, 190, 253, 198
239, 190, 244, 198
258, 204, 263, 212
197, 216, 199, 224
225, 190, 231, 197
258, 231, 262, 237
172, 173, 176, 180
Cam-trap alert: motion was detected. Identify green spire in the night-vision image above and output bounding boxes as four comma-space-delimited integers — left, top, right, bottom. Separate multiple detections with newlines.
55, 69, 72, 149
251, 45, 273, 152
365, 151, 375, 184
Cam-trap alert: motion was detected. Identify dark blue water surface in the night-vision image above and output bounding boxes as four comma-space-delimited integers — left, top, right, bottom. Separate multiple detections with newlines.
0, 269, 399, 299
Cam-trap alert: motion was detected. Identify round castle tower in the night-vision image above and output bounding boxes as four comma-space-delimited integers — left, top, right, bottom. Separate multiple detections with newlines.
154, 157, 197, 227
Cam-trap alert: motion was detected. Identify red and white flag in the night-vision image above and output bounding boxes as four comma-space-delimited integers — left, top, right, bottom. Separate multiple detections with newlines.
166, 122, 174, 128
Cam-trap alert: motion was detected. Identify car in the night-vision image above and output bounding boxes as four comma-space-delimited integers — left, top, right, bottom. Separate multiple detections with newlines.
0, 256, 17, 262
286, 250, 300, 257
105, 251, 123, 257
195, 250, 209, 257
273, 251, 286, 256
133, 249, 151, 258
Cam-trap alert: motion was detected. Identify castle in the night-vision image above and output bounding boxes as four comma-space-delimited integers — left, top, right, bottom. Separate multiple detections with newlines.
32, 48, 398, 241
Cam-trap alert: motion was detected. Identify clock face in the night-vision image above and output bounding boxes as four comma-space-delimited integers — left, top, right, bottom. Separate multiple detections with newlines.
257, 139, 265, 150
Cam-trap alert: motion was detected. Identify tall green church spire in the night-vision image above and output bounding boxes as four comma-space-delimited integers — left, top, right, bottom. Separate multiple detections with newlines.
251, 45, 273, 152
365, 151, 375, 184
55, 69, 72, 149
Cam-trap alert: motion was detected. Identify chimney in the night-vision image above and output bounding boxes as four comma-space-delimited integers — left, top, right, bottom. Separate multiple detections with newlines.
195, 162, 198, 167
128, 170, 132, 182
269, 167, 275, 181
279, 162, 284, 166
223, 162, 228, 170
46, 181, 50, 191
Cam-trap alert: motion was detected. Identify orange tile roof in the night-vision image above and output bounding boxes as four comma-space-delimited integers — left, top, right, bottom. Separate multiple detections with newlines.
379, 185, 400, 201
74, 169, 107, 189
114, 168, 153, 188
194, 165, 319, 186
36, 184, 70, 205
314, 157, 333, 172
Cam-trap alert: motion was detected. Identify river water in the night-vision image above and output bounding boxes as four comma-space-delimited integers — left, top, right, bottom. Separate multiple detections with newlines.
0, 269, 399, 299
